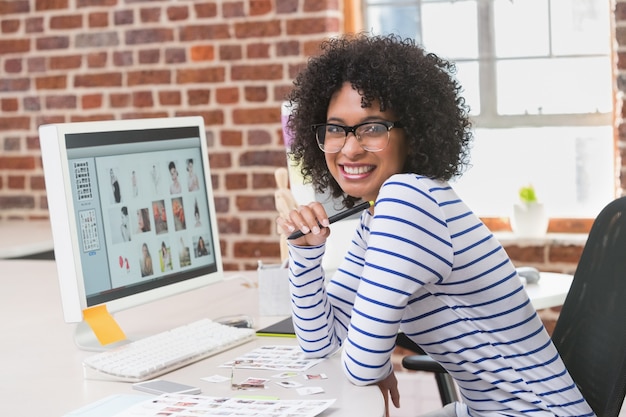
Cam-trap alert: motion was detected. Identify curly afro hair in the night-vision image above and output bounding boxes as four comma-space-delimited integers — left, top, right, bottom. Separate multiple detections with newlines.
286, 33, 473, 209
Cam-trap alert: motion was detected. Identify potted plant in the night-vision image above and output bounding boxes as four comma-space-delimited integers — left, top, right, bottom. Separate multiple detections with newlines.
510, 184, 549, 237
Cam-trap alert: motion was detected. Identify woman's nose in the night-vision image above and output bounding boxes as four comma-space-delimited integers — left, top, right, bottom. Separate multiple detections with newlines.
341, 132, 364, 155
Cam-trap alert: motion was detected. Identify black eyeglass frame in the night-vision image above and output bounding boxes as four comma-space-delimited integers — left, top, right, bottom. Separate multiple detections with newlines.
310, 120, 403, 153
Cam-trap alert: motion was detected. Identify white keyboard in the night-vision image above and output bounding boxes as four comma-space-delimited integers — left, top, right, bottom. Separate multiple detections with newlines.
83, 318, 256, 382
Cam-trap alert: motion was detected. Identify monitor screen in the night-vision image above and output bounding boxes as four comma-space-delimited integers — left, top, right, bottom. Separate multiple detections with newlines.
40, 117, 223, 350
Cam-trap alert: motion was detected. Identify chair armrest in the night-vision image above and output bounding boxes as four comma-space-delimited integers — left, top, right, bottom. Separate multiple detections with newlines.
402, 354, 447, 373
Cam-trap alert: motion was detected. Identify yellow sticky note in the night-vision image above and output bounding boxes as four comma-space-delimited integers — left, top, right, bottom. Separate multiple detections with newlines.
82, 305, 126, 346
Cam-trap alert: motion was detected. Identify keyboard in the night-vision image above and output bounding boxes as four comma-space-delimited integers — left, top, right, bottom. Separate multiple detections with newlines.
82, 318, 256, 382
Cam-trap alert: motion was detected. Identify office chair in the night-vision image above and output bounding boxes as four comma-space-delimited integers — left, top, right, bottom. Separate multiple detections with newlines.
400, 196, 626, 416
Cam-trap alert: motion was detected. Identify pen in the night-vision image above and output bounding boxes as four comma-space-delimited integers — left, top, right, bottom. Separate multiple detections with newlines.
287, 200, 374, 240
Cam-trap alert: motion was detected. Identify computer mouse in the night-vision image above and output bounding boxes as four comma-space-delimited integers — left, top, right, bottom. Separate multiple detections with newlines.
516, 266, 541, 285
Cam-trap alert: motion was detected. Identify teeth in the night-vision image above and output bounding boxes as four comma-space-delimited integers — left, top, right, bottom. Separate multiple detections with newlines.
343, 165, 372, 175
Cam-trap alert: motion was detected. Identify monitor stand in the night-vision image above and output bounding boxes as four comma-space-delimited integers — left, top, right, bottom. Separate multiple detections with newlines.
74, 320, 133, 352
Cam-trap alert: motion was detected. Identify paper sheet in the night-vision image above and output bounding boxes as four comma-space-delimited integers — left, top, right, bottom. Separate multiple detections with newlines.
82, 304, 126, 345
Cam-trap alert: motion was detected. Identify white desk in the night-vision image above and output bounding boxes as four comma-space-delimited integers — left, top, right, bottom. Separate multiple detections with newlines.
525, 272, 573, 310
0, 261, 572, 417
0, 219, 54, 259
0, 260, 384, 417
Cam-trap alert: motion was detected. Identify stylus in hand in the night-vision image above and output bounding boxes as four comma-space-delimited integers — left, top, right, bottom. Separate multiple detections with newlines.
287, 200, 374, 240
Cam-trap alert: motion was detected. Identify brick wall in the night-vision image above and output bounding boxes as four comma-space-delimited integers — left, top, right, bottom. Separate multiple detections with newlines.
0, 1, 623, 272
0, 0, 342, 270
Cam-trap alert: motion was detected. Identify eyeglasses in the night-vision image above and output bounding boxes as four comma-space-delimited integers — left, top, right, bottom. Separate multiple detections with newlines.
311, 121, 403, 153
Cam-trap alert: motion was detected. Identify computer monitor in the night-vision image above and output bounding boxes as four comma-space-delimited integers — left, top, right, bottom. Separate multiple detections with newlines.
39, 116, 223, 350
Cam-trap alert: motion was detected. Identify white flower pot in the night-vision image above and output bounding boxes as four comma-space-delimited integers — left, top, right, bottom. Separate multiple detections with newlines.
511, 202, 549, 238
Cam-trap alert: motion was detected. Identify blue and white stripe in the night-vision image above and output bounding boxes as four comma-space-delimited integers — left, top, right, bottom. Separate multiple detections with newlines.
288, 173, 594, 417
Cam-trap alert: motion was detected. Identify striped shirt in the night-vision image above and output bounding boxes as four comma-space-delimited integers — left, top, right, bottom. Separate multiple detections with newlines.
288, 174, 594, 417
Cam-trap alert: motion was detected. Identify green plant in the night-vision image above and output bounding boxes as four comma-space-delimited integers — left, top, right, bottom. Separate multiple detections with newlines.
518, 185, 538, 204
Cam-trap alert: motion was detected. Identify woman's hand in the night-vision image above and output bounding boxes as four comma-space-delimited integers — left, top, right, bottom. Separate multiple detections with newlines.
377, 371, 400, 417
276, 201, 331, 246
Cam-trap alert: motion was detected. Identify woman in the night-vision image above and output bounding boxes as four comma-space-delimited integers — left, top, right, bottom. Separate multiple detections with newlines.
140, 243, 153, 277
276, 34, 593, 417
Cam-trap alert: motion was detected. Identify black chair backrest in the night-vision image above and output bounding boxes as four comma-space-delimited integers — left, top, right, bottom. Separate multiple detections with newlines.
551, 196, 626, 417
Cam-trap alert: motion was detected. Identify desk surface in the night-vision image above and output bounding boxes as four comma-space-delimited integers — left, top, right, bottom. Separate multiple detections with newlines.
0, 219, 54, 259
0, 260, 384, 417
0, 261, 572, 417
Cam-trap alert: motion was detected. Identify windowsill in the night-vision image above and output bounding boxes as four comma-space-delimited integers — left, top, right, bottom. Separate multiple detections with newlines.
493, 232, 588, 246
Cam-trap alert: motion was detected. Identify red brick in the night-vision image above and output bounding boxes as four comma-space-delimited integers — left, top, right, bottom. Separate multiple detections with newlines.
218, 216, 240, 233
234, 20, 280, 38
225, 173, 247, 190
25, 17, 43, 33
0, 156, 36, 169
248, 129, 272, 145
247, 42, 270, 58
46, 95, 77, 109
190, 45, 215, 61
176, 110, 223, 125
132, 91, 153, 108
239, 150, 288, 167
75, 72, 122, 87
3, 137, 20, 150
215, 87, 239, 104
0, 196, 35, 209
87, 52, 108, 67
252, 172, 276, 189
232, 107, 280, 124
0, 116, 29, 130
167, 5, 189, 21
2, 19, 20, 33
89, 12, 109, 28
139, 49, 160, 64
8, 175, 25, 189
35, 0, 68, 10
233, 240, 280, 259
50, 55, 82, 70
4, 58, 23, 73
221, 130, 243, 146
82, 93, 103, 109
36, 36, 70, 50
208, 152, 232, 169
158, 91, 181, 105
110, 93, 131, 108
30, 175, 46, 190
0, 78, 30, 92
179, 24, 230, 41
187, 89, 210, 105
223, 1, 245, 17
50, 14, 83, 30
125, 28, 173, 45
0, 39, 30, 54
194, 3, 217, 18
287, 17, 340, 34
140, 7, 161, 23
219, 44, 242, 60
127, 70, 171, 85
232, 64, 282, 81
244, 86, 268, 102
176, 67, 225, 83
1, 98, 19, 112
0, 0, 30, 14
304, 0, 339, 12
250, 0, 272, 16
36, 75, 67, 90
247, 218, 273, 235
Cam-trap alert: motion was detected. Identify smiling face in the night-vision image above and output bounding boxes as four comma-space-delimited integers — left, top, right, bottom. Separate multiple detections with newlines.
324, 83, 408, 203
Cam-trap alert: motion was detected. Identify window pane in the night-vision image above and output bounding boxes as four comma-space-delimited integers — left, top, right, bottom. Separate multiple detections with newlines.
497, 57, 612, 115
551, 0, 611, 55
494, 0, 550, 58
422, 1, 478, 59
366, 5, 421, 42
452, 126, 615, 218
454, 61, 480, 115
